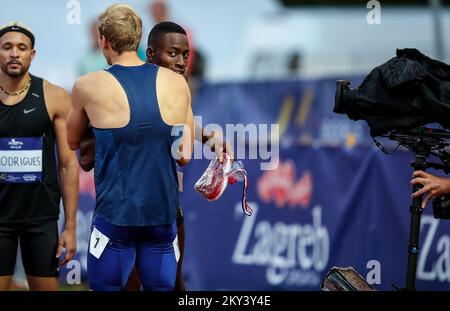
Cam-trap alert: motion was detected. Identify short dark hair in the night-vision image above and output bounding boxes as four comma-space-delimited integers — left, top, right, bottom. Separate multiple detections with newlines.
147, 21, 186, 48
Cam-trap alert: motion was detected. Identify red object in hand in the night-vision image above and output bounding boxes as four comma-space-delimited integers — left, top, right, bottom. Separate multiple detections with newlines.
194, 153, 231, 201
195, 153, 252, 216
228, 176, 237, 185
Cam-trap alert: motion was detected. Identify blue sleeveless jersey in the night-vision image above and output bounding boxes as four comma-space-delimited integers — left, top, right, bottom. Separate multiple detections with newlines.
93, 64, 180, 226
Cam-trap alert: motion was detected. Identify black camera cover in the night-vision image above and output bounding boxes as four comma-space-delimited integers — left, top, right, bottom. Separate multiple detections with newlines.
334, 49, 450, 136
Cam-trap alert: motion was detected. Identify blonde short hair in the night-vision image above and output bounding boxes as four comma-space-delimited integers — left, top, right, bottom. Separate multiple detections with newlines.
98, 4, 142, 53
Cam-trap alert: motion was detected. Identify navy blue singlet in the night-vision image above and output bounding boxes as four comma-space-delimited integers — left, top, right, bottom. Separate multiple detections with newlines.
93, 63, 180, 227
88, 64, 180, 291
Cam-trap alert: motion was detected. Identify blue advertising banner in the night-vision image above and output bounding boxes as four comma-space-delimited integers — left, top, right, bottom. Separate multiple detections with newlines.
192, 76, 368, 148
67, 77, 450, 291
180, 146, 450, 291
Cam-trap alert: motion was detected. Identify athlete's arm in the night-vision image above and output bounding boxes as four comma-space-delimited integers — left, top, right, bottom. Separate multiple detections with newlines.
176, 76, 194, 167
45, 82, 79, 265
67, 76, 91, 151
157, 69, 194, 166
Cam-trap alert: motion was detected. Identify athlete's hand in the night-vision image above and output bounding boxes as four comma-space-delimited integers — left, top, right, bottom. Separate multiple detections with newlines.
222, 141, 235, 162
56, 227, 77, 265
210, 139, 235, 163
411, 170, 450, 208
79, 127, 95, 171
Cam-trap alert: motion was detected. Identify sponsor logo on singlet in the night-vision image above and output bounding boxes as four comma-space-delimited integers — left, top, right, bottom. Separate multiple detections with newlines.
0, 137, 43, 183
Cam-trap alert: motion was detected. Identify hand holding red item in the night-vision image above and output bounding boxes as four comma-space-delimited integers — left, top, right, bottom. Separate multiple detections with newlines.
194, 153, 252, 216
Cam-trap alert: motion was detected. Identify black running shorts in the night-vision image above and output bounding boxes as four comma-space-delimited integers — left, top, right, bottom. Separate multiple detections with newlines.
0, 220, 59, 277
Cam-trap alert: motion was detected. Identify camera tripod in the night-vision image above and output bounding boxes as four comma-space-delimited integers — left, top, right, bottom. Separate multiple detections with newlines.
378, 127, 450, 291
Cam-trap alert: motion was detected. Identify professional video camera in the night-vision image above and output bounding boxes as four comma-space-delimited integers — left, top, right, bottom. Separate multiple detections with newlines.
334, 48, 450, 137
334, 48, 450, 220
332, 48, 450, 291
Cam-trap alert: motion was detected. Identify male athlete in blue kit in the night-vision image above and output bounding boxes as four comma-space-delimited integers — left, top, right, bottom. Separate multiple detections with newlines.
77, 20, 234, 291
66, 4, 194, 291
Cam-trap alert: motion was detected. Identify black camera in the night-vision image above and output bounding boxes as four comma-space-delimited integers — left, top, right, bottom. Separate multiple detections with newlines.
432, 196, 450, 220
333, 48, 450, 137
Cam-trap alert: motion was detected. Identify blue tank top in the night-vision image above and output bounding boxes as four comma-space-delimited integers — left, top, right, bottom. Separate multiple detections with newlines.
93, 63, 180, 226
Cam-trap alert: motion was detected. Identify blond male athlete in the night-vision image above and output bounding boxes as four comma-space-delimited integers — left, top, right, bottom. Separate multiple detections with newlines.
66, 5, 194, 291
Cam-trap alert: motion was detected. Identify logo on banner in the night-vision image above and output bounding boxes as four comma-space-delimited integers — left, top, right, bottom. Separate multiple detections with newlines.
417, 215, 450, 283
319, 117, 366, 148
232, 204, 330, 287
257, 160, 312, 208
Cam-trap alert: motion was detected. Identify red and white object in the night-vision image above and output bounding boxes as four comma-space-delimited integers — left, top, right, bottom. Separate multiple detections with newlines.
194, 154, 252, 216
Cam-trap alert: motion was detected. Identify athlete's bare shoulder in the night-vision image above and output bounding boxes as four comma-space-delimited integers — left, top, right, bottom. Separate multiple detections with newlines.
43, 80, 69, 101
157, 66, 188, 90
73, 71, 112, 94
156, 66, 190, 107
43, 80, 70, 119
156, 66, 191, 126
71, 70, 118, 107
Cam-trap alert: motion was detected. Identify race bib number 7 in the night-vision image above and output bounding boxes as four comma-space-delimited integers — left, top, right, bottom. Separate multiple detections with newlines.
0, 137, 43, 183
89, 227, 110, 259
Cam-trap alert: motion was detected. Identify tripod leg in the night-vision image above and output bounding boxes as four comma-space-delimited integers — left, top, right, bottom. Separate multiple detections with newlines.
406, 154, 426, 291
